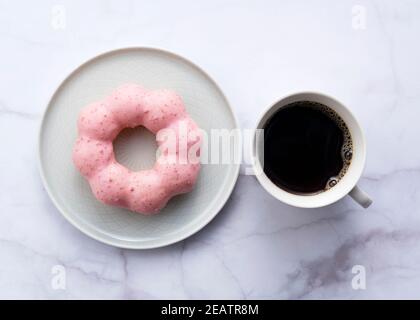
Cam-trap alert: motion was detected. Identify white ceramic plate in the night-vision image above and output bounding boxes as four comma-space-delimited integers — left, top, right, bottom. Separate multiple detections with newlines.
39, 47, 240, 249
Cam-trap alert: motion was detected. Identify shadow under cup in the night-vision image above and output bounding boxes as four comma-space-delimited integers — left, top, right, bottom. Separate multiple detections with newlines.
253, 92, 367, 208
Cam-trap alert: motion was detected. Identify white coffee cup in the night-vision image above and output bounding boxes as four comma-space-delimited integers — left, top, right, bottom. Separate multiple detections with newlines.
252, 92, 372, 208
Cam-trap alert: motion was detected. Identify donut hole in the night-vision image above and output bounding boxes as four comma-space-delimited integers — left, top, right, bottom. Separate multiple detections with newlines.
113, 126, 159, 171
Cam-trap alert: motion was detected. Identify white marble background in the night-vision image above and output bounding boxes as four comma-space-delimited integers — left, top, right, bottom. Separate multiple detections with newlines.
1, 0, 420, 299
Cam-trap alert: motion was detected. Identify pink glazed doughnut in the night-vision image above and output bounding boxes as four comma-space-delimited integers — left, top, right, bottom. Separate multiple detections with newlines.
72, 84, 201, 215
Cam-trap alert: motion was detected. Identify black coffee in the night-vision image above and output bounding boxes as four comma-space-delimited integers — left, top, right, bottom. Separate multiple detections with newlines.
263, 101, 352, 194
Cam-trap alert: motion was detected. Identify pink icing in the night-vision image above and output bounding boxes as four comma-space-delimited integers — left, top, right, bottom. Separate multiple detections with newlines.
72, 84, 201, 215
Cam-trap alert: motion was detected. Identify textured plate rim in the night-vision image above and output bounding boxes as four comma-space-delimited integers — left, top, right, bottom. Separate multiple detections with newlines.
38, 47, 241, 249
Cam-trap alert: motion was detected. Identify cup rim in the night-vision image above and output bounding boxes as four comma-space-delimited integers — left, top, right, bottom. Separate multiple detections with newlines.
252, 91, 366, 208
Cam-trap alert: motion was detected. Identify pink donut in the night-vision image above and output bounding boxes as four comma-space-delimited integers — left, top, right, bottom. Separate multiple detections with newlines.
72, 84, 201, 215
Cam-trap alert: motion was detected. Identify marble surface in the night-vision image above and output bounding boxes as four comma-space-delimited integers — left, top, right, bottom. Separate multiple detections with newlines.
1, 0, 420, 299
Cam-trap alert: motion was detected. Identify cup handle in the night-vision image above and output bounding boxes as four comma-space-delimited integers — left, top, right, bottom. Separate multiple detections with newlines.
349, 185, 372, 208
